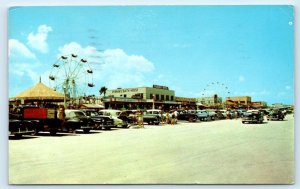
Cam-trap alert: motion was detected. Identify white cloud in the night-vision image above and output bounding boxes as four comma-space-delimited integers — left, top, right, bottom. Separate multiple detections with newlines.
27, 25, 52, 53
285, 85, 291, 90
56, 42, 155, 93
238, 75, 245, 82
9, 39, 36, 59
9, 39, 42, 91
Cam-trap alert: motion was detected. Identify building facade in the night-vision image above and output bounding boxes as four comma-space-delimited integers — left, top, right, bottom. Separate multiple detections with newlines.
197, 95, 222, 107
103, 85, 180, 110
251, 101, 267, 109
226, 96, 251, 108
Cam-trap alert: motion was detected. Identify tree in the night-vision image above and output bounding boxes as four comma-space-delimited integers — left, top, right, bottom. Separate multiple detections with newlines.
99, 86, 108, 97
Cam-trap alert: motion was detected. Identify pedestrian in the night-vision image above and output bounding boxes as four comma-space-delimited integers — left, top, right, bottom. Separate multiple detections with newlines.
57, 105, 65, 130
235, 111, 238, 119
171, 112, 175, 126
174, 109, 178, 124
138, 111, 144, 128
226, 110, 231, 119
165, 112, 170, 124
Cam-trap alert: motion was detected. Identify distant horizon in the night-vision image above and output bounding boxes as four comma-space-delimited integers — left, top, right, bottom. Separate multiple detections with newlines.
8, 6, 294, 105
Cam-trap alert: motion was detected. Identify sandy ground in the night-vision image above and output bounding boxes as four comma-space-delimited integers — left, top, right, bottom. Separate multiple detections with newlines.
9, 115, 294, 184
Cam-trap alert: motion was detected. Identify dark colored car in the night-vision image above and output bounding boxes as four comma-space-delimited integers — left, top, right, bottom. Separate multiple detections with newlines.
267, 109, 285, 121
177, 112, 198, 122
64, 110, 94, 133
81, 109, 114, 130
242, 111, 264, 124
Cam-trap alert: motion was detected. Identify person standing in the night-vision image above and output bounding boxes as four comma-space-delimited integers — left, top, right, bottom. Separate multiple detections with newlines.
171, 112, 175, 126
165, 112, 170, 124
174, 109, 178, 124
138, 111, 144, 128
57, 105, 65, 130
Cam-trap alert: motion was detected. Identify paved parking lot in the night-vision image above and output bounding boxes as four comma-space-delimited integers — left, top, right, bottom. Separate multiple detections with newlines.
9, 115, 294, 184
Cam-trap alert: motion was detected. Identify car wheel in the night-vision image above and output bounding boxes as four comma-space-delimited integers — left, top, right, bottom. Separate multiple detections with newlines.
83, 129, 90, 133
49, 129, 57, 136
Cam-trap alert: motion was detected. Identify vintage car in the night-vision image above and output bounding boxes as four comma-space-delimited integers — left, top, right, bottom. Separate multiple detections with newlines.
242, 110, 264, 124
123, 110, 160, 125
196, 110, 216, 121
267, 109, 285, 121
81, 109, 114, 130
177, 111, 198, 122
64, 109, 94, 133
99, 109, 129, 128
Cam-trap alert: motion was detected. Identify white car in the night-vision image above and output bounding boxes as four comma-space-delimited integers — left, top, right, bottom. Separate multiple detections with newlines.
146, 109, 162, 118
99, 109, 128, 128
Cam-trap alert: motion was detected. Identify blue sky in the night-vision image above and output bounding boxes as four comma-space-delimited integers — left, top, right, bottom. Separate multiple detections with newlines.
8, 6, 294, 105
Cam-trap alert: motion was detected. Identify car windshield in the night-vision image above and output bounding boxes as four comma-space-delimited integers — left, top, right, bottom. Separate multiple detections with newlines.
74, 111, 85, 117
90, 112, 99, 116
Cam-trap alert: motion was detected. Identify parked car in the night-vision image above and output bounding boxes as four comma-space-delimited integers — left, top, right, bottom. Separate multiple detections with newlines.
146, 109, 162, 118
196, 110, 215, 121
81, 109, 114, 130
99, 109, 128, 128
64, 109, 94, 133
177, 111, 198, 122
214, 110, 226, 119
237, 109, 247, 117
242, 110, 264, 124
127, 110, 160, 125
267, 109, 285, 121
258, 109, 270, 116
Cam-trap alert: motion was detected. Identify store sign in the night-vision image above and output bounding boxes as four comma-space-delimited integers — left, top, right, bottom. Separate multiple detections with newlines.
111, 88, 139, 93
153, 85, 169, 90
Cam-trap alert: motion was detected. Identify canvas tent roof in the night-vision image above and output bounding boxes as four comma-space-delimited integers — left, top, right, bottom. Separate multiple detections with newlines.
13, 82, 65, 101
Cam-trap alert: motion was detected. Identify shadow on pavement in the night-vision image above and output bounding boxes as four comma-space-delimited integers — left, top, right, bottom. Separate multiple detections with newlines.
34, 132, 76, 137
75, 130, 102, 134
9, 135, 39, 140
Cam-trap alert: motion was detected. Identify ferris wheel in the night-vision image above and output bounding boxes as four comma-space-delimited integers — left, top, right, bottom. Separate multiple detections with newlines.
201, 81, 230, 99
48, 54, 95, 101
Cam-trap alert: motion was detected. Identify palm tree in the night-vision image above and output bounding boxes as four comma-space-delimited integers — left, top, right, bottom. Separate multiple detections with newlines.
99, 86, 108, 97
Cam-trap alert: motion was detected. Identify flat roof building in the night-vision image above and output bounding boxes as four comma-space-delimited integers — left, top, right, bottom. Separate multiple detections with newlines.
226, 96, 251, 108
103, 85, 180, 110
197, 95, 222, 108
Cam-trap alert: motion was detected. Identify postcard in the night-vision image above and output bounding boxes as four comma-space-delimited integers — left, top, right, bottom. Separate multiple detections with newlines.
8, 5, 294, 184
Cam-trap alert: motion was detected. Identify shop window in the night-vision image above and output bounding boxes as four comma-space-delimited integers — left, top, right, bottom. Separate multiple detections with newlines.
156, 94, 159, 101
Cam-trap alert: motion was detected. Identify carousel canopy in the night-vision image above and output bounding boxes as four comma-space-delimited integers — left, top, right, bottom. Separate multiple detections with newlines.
13, 82, 65, 101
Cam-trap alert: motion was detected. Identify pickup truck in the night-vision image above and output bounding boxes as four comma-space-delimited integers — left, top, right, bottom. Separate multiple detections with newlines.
9, 106, 60, 137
